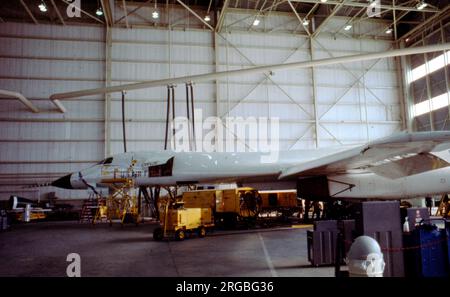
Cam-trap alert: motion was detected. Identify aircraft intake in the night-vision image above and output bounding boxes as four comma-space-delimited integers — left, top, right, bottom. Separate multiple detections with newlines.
297, 176, 330, 201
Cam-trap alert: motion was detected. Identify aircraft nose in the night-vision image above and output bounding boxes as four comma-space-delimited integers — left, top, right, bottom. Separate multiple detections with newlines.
51, 173, 73, 189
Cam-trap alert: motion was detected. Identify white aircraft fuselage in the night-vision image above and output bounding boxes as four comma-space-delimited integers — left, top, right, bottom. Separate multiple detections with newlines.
51, 146, 450, 200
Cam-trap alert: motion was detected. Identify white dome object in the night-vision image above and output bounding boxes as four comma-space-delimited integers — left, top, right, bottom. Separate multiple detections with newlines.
346, 236, 385, 277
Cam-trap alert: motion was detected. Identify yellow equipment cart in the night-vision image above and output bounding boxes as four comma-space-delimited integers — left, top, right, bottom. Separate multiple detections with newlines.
181, 187, 261, 227
153, 201, 214, 241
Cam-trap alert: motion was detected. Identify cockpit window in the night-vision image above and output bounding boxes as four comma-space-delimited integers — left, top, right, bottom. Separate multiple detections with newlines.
97, 157, 113, 165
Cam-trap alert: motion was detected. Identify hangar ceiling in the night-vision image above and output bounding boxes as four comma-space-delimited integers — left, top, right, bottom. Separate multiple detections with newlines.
1, 0, 448, 40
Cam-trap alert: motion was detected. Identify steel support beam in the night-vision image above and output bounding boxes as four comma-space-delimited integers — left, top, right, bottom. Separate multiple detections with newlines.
287, 0, 311, 36
313, 38, 389, 109
122, 0, 130, 28
398, 41, 413, 132
104, 27, 113, 156
401, 5, 450, 42
217, 0, 231, 32
176, 0, 214, 30
214, 32, 220, 120
248, 0, 268, 31
60, 0, 105, 24
225, 1, 287, 28
19, 0, 39, 25
51, 99, 67, 113
333, 6, 366, 35
288, 125, 313, 149
0, 89, 39, 113
50, 0, 66, 25
441, 22, 450, 130
309, 38, 320, 148
319, 58, 383, 120
176, 0, 307, 121
289, 0, 439, 13
114, 0, 150, 24
51, 43, 450, 99
312, 0, 346, 38
359, 9, 410, 40
100, 0, 114, 27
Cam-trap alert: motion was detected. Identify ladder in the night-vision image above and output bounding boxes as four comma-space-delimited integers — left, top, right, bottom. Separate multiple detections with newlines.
79, 193, 99, 223
435, 194, 449, 218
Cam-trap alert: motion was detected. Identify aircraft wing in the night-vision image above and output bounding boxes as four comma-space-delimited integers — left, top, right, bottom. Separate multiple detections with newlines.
279, 131, 450, 180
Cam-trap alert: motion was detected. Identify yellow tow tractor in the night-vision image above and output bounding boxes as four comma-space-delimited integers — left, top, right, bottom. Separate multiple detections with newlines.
153, 200, 214, 241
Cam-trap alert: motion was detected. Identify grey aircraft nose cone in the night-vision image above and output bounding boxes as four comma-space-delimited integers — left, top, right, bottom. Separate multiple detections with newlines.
51, 174, 73, 189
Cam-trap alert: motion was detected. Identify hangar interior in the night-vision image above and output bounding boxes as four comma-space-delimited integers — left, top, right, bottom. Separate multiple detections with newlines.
0, 0, 449, 277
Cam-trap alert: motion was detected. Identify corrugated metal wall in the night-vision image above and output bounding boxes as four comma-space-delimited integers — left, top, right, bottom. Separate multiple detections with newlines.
0, 23, 105, 199
0, 11, 401, 200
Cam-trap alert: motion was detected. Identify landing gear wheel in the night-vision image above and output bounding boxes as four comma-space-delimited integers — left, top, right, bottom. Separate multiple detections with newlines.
198, 226, 206, 238
153, 227, 163, 241
175, 229, 185, 241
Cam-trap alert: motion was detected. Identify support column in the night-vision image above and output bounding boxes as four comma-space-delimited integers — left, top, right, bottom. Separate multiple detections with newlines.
214, 32, 221, 152
441, 22, 450, 129
423, 34, 435, 131
396, 40, 409, 131
104, 26, 113, 157
309, 37, 319, 148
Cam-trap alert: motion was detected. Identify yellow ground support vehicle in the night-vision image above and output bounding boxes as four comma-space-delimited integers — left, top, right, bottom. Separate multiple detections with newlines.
153, 201, 214, 241
12, 210, 47, 222
258, 190, 302, 219
181, 187, 261, 227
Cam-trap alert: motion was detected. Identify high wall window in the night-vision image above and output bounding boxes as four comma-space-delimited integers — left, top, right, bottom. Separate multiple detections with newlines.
410, 51, 450, 83
407, 20, 450, 131
414, 92, 450, 116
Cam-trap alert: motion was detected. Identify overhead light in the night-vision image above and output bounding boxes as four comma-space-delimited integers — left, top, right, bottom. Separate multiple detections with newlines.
152, 1, 159, 19
369, 1, 377, 7
38, 1, 47, 12
95, 7, 103, 16
302, 19, 309, 26
344, 24, 352, 31
321, 0, 327, 2
405, 38, 410, 42
385, 28, 393, 34
204, 15, 211, 22
416, 1, 428, 10
253, 19, 260, 26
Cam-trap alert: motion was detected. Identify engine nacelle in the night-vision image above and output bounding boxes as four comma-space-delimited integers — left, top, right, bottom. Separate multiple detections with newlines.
297, 176, 331, 201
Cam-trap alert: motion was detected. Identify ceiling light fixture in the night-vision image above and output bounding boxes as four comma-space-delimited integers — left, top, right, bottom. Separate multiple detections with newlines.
95, 7, 103, 16
385, 28, 393, 34
38, 1, 47, 12
204, 15, 211, 22
369, 1, 377, 7
344, 24, 352, 31
302, 19, 309, 26
152, 0, 159, 19
253, 19, 260, 26
321, 0, 328, 3
416, 1, 428, 10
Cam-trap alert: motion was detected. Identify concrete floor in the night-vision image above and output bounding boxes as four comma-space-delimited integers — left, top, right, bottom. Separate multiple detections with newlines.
0, 221, 335, 277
